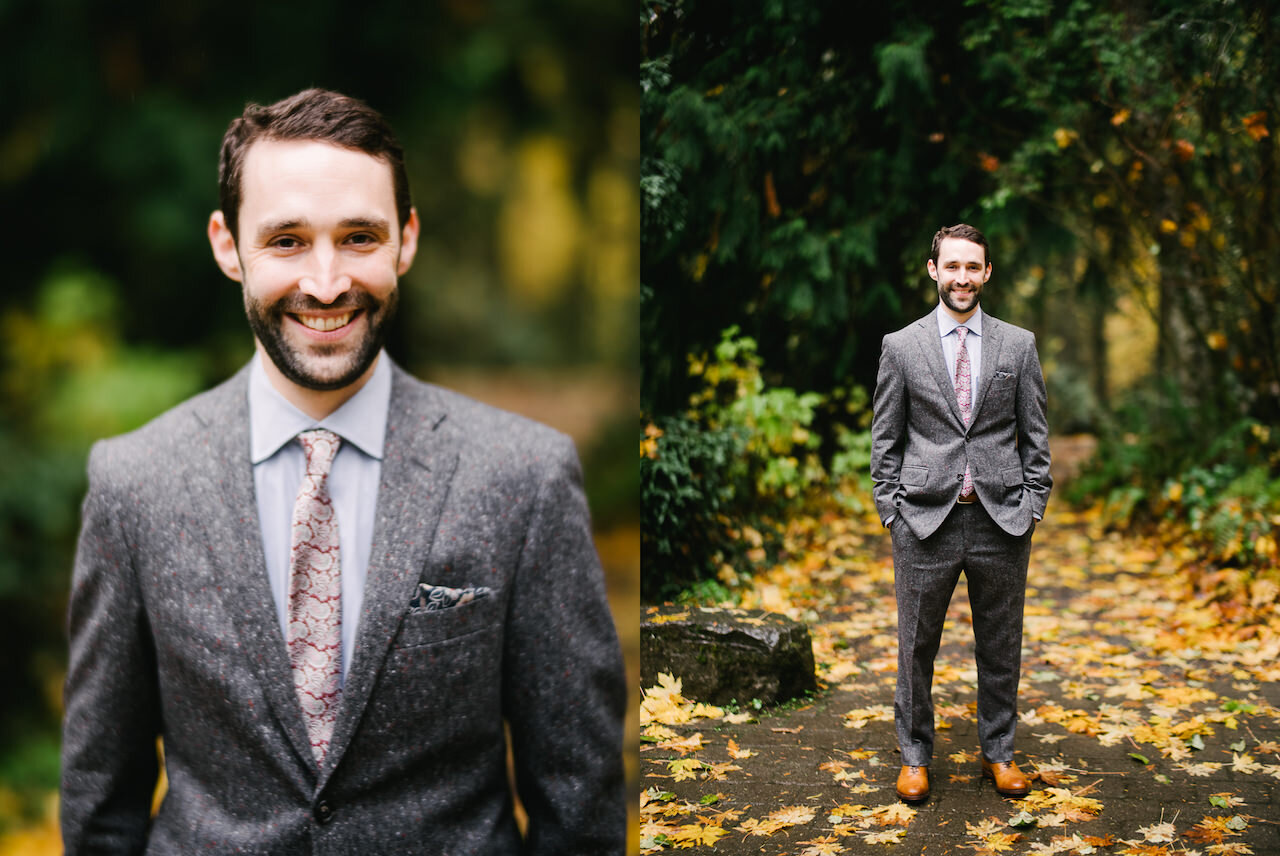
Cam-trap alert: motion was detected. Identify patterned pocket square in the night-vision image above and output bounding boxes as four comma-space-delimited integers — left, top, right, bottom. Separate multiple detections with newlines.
410, 583, 493, 611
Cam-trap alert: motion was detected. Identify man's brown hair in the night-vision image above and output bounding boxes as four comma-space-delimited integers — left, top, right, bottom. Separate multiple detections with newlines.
930, 223, 990, 266
218, 88, 412, 243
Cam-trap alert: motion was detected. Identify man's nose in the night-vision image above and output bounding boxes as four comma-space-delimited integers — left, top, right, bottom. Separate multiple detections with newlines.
298, 244, 352, 304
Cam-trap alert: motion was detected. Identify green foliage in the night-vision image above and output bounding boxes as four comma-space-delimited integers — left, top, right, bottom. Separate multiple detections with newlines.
642, 1, 1000, 415
0, 730, 61, 832
0, 267, 213, 782
688, 327, 824, 500
641, 414, 744, 601
965, 0, 1280, 429
642, 328, 871, 600
642, 1, 1280, 570
1071, 386, 1280, 574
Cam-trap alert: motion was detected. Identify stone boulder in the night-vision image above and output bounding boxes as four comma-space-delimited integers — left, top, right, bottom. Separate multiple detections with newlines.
641, 606, 816, 705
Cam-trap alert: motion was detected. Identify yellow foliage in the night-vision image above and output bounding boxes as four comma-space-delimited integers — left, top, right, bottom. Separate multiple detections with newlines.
498, 135, 581, 306
0, 793, 59, 856
672, 822, 728, 847
1243, 110, 1269, 141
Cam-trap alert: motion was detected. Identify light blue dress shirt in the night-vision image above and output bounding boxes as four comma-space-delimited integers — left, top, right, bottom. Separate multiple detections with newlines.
249, 351, 391, 683
937, 303, 983, 402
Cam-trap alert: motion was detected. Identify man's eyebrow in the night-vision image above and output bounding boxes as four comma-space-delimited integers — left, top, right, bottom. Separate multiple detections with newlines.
255, 218, 310, 243
340, 217, 392, 234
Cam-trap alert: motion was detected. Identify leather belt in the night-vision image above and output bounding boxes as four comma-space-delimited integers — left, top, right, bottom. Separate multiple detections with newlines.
956, 494, 978, 504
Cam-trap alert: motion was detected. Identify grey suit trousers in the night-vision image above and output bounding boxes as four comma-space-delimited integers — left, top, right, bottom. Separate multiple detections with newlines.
891, 501, 1034, 766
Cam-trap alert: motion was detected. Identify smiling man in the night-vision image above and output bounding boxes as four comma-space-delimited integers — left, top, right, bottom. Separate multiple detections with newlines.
870, 224, 1051, 804
60, 89, 626, 855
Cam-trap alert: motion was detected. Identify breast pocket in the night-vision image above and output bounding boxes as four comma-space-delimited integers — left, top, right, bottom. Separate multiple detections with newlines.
393, 590, 504, 649
375, 588, 506, 747
987, 370, 1016, 390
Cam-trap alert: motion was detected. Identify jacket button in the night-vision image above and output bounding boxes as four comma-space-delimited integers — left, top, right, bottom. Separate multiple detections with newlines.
957, 474, 964, 481
315, 800, 334, 824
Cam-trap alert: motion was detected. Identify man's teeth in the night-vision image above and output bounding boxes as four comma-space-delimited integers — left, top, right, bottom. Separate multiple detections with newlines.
298, 313, 353, 332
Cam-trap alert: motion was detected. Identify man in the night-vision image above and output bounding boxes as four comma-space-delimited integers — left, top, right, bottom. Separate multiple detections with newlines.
60, 89, 626, 854
870, 223, 1051, 803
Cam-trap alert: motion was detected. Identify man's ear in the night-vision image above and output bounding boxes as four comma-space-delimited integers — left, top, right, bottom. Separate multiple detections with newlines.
208, 211, 243, 282
926, 259, 939, 282
984, 263, 992, 282
397, 208, 421, 276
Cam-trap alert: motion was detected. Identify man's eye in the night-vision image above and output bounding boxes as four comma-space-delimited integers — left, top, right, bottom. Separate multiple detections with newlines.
272, 237, 301, 250
347, 233, 376, 246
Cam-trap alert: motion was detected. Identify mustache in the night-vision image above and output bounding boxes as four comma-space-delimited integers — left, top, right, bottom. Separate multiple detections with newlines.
270, 289, 380, 315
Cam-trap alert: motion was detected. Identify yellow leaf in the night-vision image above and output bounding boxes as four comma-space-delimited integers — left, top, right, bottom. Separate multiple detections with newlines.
673, 822, 729, 847
657, 732, 705, 756
767, 805, 817, 826
798, 835, 848, 855
643, 724, 679, 741
1137, 821, 1175, 842
980, 832, 1023, 851
1243, 110, 1269, 141
1231, 752, 1261, 774
736, 817, 784, 836
870, 803, 916, 827
668, 758, 703, 782
702, 761, 742, 781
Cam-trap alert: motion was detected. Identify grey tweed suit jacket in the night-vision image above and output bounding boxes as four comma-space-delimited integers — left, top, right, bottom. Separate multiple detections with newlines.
870, 310, 1052, 540
60, 361, 626, 855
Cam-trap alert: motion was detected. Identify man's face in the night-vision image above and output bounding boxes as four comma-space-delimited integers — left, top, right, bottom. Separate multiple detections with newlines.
213, 139, 418, 392
927, 236, 990, 319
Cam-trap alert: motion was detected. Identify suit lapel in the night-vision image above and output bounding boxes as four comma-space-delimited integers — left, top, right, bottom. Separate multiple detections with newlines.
971, 315, 1004, 422
185, 369, 317, 776
911, 313, 966, 427
319, 366, 459, 785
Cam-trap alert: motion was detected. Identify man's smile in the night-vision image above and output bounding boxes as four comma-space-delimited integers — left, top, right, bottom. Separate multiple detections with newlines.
293, 311, 358, 333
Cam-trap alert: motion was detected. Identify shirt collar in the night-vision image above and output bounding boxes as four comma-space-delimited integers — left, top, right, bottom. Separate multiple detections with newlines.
249, 350, 392, 464
936, 303, 984, 338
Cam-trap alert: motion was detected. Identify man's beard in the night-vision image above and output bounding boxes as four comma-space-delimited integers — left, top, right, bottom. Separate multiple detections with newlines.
939, 282, 981, 315
245, 286, 399, 391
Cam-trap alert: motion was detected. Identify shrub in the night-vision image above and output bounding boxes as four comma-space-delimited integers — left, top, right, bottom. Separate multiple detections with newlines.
642, 327, 872, 600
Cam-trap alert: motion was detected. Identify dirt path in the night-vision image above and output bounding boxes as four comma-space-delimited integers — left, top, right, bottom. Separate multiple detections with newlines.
641, 504, 1280, 855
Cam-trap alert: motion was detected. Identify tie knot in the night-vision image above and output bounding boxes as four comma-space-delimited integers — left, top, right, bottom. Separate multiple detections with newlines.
298, 429, 341, 477
956, 325, 969, 344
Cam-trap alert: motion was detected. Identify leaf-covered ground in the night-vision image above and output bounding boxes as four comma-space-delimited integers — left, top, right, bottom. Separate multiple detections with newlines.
642, 505, 1280, 855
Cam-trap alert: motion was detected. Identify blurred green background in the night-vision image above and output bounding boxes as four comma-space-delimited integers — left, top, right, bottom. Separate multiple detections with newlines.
641, 0, 1280, 602
0, 0, 638, 848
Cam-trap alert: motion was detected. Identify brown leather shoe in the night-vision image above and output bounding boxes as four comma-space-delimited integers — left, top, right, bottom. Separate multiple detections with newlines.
981, 758, 1030, 796
895, 765, 929, 802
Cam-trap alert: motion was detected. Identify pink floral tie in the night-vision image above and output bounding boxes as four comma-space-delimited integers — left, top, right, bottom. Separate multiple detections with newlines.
955, 326, 975, 498
288, 429, 342, 764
